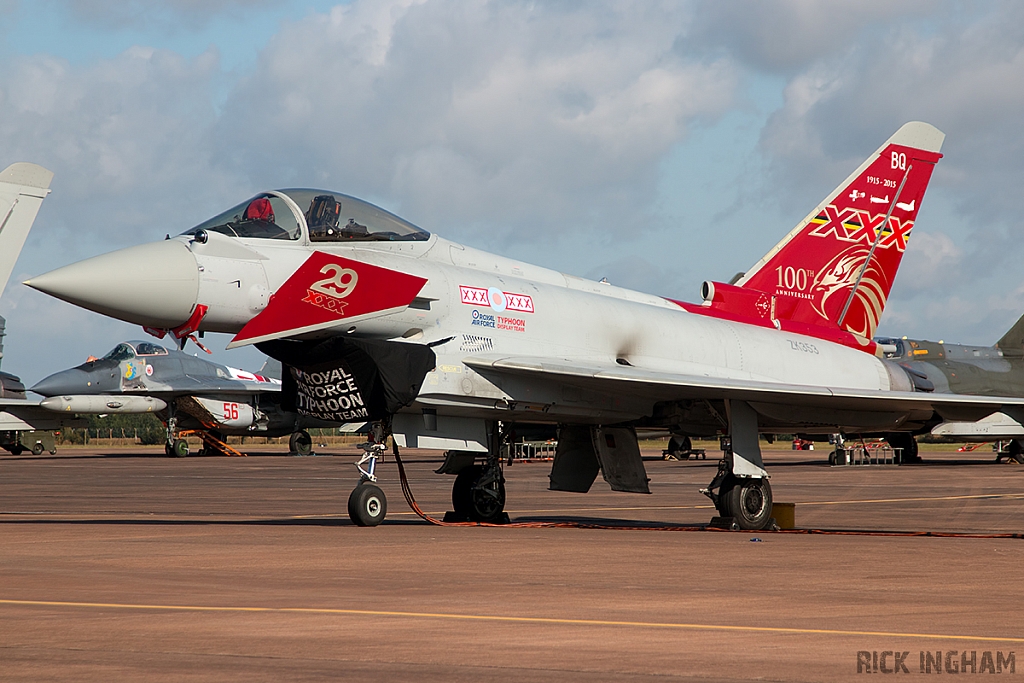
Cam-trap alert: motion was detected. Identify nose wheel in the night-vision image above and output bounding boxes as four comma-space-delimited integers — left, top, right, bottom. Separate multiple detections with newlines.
166, 438, 189, 458
348, 482, 387, 526
163, 412, 189, 457
347, 423, 389, 526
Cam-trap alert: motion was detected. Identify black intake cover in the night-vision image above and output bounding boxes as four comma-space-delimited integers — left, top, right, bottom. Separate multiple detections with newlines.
257, 338, 435, 422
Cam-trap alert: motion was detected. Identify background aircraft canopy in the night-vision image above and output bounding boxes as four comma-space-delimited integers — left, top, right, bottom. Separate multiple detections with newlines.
101, 341, 169, 362
103, 343, 137, 362
179, 190, 430, 243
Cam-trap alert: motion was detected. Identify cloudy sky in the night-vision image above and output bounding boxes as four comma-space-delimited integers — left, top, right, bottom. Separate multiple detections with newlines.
1, 0, 1023, 384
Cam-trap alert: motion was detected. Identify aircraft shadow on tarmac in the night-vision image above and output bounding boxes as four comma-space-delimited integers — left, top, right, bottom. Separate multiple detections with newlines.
0, 451, 341, 461
0, 516, 705, 528
0, 517, 423, 527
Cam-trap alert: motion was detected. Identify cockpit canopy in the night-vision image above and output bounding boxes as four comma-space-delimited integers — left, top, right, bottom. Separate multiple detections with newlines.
101, 341, 169, 361
180, 190, 429, 242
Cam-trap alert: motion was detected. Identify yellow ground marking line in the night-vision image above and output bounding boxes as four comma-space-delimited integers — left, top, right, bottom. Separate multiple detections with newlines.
1, 599, 1022, 643
351, 493, 1024, 518
795, 493, 1024, 507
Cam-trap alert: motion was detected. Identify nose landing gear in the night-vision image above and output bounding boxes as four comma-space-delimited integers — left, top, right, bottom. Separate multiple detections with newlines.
347, 423, 389, 526
163, 412, 189, 457
348, 481, 388, 526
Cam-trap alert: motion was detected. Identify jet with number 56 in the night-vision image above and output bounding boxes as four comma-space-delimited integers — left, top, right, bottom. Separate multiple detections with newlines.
29, 341, 340, 457
25, 121, 1024, 529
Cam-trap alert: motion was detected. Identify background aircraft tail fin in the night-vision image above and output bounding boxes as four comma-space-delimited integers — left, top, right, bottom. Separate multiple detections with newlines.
726, 122, 943, 341
0, 163, 53, 369
0, 163, 53, 301
258, 357, 283, 381
996, 312, 1024, 357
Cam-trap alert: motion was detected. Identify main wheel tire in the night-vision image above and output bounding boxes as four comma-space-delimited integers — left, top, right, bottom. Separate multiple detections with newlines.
1007, 438, 1024, 464
289, 430, 312, 456
348, 483, 387, 526
171, 439, 189, 458
886, 433, 921, 463
452, 465, 506, 523
31, 443, 44, 455
667, 435, 692, 460
717, 475, 773, 530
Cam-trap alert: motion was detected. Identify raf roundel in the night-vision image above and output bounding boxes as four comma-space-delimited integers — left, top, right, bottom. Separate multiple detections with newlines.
487, 287, 507, 312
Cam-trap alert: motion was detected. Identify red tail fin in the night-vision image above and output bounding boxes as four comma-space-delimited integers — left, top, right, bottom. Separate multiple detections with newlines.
687, 122, 944, 348
735, 122, 944, 340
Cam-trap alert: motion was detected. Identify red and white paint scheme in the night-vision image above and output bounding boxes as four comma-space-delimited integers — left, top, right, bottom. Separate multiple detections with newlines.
459, 285, 535, 313
27, 122, 1024, 529
192, 397, 259, 429
673, 135, 943, 352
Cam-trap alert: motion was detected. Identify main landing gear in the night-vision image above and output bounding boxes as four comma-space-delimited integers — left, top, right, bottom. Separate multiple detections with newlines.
702, 459, 774, 530
164, 412, 189, 458
450, 461, 506, 523
996, 439, 1024, 464
435, 422, 508, 523
699, 400, 776, 531
886, 432, 921, 464
289, 430, 313, 456
347, 423, 388, 526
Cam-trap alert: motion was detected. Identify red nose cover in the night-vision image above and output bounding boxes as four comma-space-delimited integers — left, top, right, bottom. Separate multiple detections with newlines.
229, 252, 428, 347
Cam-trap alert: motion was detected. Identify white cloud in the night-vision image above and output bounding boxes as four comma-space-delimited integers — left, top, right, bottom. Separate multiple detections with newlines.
216, 0, 737, 243
890, 231, 963, 296
689, 0, 930, 72
6, 0, 1024, 374
61, 0, 285, 28
760, 4, 1024, 223
0, 46, 256, 255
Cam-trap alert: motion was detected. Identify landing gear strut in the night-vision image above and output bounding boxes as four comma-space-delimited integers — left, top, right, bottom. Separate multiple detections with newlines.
886, 432, 921, 463
699, 401, 775, 530
442, 421, 508, 523
289, 430, 312, 456
997, 439, 1024, 464
702, 458, 774, 530
347, 422, 388, 526
164, 411, 189, 458
451, 463, 506, 523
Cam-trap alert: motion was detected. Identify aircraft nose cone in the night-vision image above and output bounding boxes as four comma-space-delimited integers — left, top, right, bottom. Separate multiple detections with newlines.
24, 239, 199, 329
31, 368, 93, 397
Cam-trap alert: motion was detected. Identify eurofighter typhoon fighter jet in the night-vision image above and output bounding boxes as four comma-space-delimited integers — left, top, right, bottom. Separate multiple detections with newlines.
29, 342, 337, 457
26, 122, 1024, 528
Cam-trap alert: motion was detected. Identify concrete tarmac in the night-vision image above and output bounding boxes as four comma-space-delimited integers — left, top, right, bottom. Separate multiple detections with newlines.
1, 445, 1023, 681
